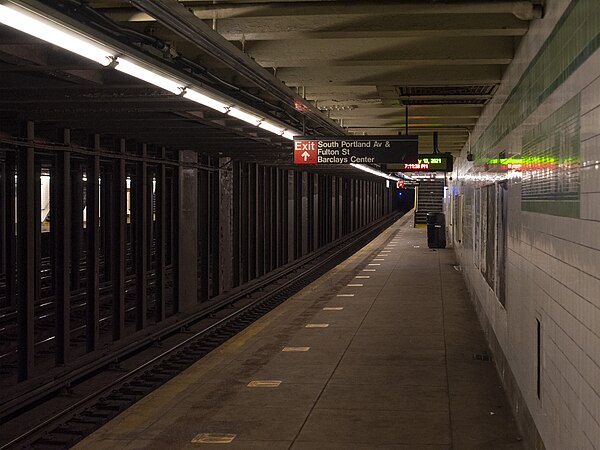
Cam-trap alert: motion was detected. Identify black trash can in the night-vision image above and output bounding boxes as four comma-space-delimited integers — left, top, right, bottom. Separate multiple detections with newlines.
426, 212, 446, 248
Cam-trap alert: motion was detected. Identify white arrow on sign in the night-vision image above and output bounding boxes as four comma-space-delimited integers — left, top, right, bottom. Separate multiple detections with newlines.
301, 151, 310, 161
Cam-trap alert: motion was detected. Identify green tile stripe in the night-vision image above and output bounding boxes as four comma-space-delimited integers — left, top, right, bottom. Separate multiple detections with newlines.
521, 201, 579, 218
473, 0, 600, 158
521, 95, 580, 217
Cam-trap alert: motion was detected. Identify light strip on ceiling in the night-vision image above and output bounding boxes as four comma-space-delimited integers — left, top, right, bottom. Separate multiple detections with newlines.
183, 88, 231, 114
227, 107, 262, 126
114, 57, 183, 95
350, 163, 400, 181
258, 120, 285, 136
281, 130, 297, 141
0, 1, 302, 140
0, 1, 115, 66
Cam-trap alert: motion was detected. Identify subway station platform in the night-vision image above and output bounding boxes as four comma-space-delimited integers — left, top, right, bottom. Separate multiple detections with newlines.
74, 214, 524, 450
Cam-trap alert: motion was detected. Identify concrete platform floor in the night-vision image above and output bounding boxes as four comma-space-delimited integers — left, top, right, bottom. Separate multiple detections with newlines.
74, 213, 524, 450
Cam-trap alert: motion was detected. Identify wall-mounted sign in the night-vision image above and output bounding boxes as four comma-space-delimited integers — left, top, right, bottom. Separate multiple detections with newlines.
293, 136, 418, 165
389, 153, 453, 172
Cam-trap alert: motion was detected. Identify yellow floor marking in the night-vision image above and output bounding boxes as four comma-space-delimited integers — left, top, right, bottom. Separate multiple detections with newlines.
347, 283, 363, 287
247, 380, 282, 388
282, 347, 310, 352
305, 323, 329, 328
368, 263, 380, 266
363, 269, 376, 272
191, 433, 236, 444
337, 294, 355, 297
355, 276, 370, 278
323, 307, 344, 311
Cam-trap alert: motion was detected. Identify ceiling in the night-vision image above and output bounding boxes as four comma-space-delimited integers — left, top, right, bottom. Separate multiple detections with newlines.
0, 0, 542, 169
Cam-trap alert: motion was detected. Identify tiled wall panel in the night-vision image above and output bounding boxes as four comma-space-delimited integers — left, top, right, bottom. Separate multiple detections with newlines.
451, 0, 600, 448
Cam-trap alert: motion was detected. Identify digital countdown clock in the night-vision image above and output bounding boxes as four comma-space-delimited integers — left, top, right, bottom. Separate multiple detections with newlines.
388, 153, 453, 172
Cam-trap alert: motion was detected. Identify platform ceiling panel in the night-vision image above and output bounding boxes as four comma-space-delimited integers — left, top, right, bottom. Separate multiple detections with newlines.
94, 0, 540, 155
0, 0, 540, 170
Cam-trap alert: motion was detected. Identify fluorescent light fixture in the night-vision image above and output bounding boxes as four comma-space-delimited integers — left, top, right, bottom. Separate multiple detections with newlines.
0, 2, 115, 66
282, 130, 297, 140
350, 163, 400, 181
0, 3, 301, 140
258, 120, 285, 135
115, 57, 183, 94
227, 107, 262, 126
184, 88, 231, 114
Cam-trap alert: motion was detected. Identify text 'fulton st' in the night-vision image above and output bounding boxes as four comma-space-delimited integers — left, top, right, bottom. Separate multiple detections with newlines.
314, 140, 391, 163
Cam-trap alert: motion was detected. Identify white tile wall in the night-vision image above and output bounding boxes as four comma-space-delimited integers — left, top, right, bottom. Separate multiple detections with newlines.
451, 0, 600, 448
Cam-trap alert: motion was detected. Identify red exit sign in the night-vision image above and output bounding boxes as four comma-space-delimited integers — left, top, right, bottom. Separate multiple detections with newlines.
294, 140, 318, 164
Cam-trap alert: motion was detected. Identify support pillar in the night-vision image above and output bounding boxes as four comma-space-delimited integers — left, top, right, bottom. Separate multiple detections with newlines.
219, 157, 233, 293
178, 150, 198, 311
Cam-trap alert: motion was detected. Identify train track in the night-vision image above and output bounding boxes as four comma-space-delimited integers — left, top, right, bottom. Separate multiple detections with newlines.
0, 212, 402, 449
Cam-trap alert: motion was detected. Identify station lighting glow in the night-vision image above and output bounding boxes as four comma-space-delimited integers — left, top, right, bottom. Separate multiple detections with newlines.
350, 163, 400, 181
0, 1, 115, 66
183, 88, 231, 114
258, 120, 286, 136
0, 1, 300, 140
114, 57, 183, 95
282, 130, 297, 141
227, 107, 262, 126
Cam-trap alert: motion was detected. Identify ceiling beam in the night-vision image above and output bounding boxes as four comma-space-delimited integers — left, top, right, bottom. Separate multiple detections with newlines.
102, 1, 542, 21
244, 36, 514, 67
275, 65, 503, 86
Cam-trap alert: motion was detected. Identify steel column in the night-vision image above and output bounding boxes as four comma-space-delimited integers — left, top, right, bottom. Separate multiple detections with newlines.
111, 140, 126, 340
0, 158, 5, 276
54, 130, 71, 364
218, 157, 232, 293
232, 161, 241, 287
17, 121, 35, 381
271, 167, 278, 270
301, 172, 308, 256
308, 173, 323, 251
286, 170, 294, 263
248, 163, 257, 279
198, 162, 210, 302
34, 158, 41, 312
240, 163, 249, 284
71, 160, 83, 291
5, 152, 15, 308
155, 150, 167, 322
86, 135, 101, 352
256, 165, 265, 276
210, 158, 220, 297
134, 145, 148, 329
178, 150, 198, 311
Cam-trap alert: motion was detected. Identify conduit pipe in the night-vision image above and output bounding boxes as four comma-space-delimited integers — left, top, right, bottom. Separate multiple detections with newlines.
130, 0, 343, 136
109, 1, 543, 22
